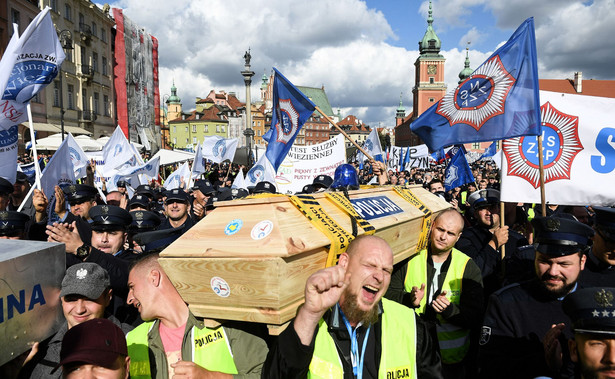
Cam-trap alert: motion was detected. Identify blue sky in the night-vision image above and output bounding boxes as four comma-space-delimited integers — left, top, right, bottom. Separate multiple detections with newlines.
104, 0, 613, 128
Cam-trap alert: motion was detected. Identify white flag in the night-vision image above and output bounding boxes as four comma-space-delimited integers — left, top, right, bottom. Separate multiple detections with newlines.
202, 136, 238, 163
40, 138, 75, 222
66, 133, 89, 179
191, 142, 206, 179
501, 91, 615, 206
245, 155, 277, 189
102, 126, 135, 173
164, 161, 190, 190
231, 170, 247, 190
0, 8, 65, 183
364, 128, 383, 159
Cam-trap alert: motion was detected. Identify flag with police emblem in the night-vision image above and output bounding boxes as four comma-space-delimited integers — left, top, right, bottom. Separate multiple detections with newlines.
263, 68, 316, 171
66, 133, 89, 179
102, 126, 135, 173
201, 136, 238, 164
411, 18, 541, 152
444, 148, 475, 191
245, 154, 277, 189
164, 161, 190, 190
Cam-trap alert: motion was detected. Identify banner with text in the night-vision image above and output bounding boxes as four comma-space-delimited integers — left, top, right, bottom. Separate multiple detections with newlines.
275, 134, 346, 194
501, 91, 615, 206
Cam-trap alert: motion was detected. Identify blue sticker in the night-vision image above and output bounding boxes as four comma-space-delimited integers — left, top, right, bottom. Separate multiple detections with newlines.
224, 219, 243, 235
350, 196, 404, 220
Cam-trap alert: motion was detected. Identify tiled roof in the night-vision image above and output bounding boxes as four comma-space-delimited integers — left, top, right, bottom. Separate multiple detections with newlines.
539, 79, 615, 98
297, 86, 334, 117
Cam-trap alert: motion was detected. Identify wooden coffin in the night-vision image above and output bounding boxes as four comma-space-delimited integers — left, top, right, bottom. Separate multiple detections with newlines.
159, 185, 449, 326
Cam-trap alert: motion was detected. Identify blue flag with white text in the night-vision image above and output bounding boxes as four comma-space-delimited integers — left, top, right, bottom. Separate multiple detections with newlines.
411, 18, 541, 151
444, 148, 475, 191
480, 141, 497, 160
263, 68, 316, 171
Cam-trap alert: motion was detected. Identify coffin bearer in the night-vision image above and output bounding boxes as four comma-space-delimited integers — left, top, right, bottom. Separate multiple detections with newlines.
387, 209, 483, 378
264, 235, 442, 378
126, 253, 268, 378
160, 189, 194, 232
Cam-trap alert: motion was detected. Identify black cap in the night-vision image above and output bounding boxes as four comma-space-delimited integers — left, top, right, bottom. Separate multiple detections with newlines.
89, 205, 132, 232
116, 180, 127, 188
129, 194, 150, 209
532, 214, 594, 256
230, 188, 249, 199
253, 181, 277, 194
564, 287, 615, 336
0, 211, 30, 236
192, 179, 216, 196
62, 184, 98, 203
135, 184, 154, 198
15, 172, 28, 183
0, 177, 12, 195
299, 184, 315, 194
133, 226, 184, 253
467, 189, 499, 210
312, 175, 333, 190
594, 206, 615, 241
164, 189, 189, 203
129, 210, 161, 232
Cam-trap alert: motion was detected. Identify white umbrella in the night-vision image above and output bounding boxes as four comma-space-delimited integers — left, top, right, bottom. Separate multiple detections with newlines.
74, 135, 104, 151
150, 149, 195, 166
35, 133, 105, 151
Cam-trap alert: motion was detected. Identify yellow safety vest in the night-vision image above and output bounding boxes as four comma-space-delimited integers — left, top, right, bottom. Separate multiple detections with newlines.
404, 248, 470, 364
126, 321, 238, 378
308, 298, 417, 379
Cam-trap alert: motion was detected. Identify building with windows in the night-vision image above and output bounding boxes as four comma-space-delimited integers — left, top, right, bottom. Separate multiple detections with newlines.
330, 115, 372, 149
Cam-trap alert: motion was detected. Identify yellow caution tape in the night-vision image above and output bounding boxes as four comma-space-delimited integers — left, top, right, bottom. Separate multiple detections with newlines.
393, 186, 432, 252
290, 194, 354, 267
324, 192, 375, 235
245, 193, 288, 199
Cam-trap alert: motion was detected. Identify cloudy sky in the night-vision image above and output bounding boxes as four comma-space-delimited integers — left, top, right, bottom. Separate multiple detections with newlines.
103, 0, 614, 128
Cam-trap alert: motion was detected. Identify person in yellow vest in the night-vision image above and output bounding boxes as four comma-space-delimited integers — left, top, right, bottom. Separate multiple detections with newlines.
263, 234, 443, 379
125, 253, 268, 379
386, 209, 484, 379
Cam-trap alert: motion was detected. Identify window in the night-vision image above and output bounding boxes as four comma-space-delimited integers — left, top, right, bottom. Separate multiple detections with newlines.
185, 126, 188, 132
257, 130, 261, 137
65, 48, 72, 62
185, 138, 188, 144
53, 81, 60, 107
93, 92, 99, 115
80, 46, 86, 65
429, 98, 435, 103
79, 13, 84, 26
173, 126, 176, 133
429, 77, 434, 84
192, 125, 196, 133
67, 85, 74, 109
91, 22, 97, 38
82, 89, 87, 110
64, 4, 71, 21
102, 56, 108, 76
204, 125, 208, 133
193, 137, 197, 144
11, 9, 20, 31
50, 0, 58, 12
103, 94, 110, 116
32, 91, 42, 103
472, 143, 480, 150
216, 125, 220, 133
92, 52, 98, 72
101, 28, 107, 43
173, 137, 177, 144
221, 125, 225, 133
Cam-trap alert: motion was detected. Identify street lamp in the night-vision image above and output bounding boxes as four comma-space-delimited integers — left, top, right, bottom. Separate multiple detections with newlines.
57, 29, 73, 141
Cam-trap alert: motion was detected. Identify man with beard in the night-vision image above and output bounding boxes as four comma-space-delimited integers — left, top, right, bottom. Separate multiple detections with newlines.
159, 189, 194, 232
580, 207, 615, 287
387, 209, 483, 379
455, 189, 529, 296
264, 235, 443, 378
563, 287, 615, 379
478, 214, 594, 379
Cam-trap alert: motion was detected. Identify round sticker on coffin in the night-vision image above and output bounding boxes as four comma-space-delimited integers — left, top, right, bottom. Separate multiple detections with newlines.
211, 276, 230, 298
251, 220, 273, 240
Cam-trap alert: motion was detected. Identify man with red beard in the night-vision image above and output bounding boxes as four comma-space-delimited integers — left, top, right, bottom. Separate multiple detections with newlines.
263, 235, 443, 379
478, 214, 594, 379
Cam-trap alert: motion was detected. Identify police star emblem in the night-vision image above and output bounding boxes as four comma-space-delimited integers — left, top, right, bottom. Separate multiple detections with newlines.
0, 211, 7, 220
101, 205, 109, 214
546, 218, 560, 232
275, 99, 300, 143
595, 289, 614, 308
135, 211, 144, 219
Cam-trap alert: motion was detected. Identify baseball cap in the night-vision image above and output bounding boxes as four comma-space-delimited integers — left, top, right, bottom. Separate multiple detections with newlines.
59, 318, 127, 369
60, 263, 110, 299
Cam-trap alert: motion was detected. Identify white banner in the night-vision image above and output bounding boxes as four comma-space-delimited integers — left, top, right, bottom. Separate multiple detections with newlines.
501, 90, 615, 206
275, 134, 346, 194
202, 136, 238, 163
66, 133, 89, 179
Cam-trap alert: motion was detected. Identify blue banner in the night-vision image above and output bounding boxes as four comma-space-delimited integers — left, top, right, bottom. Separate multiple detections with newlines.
444, 148, 475, 191
411, 17, 541, 151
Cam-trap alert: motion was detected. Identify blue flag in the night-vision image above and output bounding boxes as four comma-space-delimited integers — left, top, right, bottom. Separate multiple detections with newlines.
480, 141, 497, 160
411, 18, 541, 152
263, 67, 316, 170
444, 148, 475, 191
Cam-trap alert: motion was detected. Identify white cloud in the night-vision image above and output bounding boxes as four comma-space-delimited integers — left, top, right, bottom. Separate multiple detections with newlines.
458, 27, 483, 48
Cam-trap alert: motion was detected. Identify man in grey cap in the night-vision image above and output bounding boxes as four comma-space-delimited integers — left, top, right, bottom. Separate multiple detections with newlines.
20, 263, 132, 378
563, 287, 615, 379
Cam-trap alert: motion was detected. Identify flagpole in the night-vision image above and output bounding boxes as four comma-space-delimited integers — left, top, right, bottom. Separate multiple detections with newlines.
537, 135, 547, 216
314, 106, 374, 161
500, 202, 506, 260
26, 99, 41, 191
17, 181, 37, 212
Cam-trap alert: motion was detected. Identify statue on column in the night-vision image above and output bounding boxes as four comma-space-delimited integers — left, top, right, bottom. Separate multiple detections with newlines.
243, 49, 251, 66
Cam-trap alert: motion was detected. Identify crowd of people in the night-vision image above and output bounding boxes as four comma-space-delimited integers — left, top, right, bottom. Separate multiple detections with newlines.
1, 155, 614, 379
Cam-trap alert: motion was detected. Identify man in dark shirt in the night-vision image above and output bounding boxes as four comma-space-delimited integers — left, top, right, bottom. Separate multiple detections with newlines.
159, 189, 194, 232
264, 235, 443, 379
580, 206, 615, 287
479, 214, 594, 378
